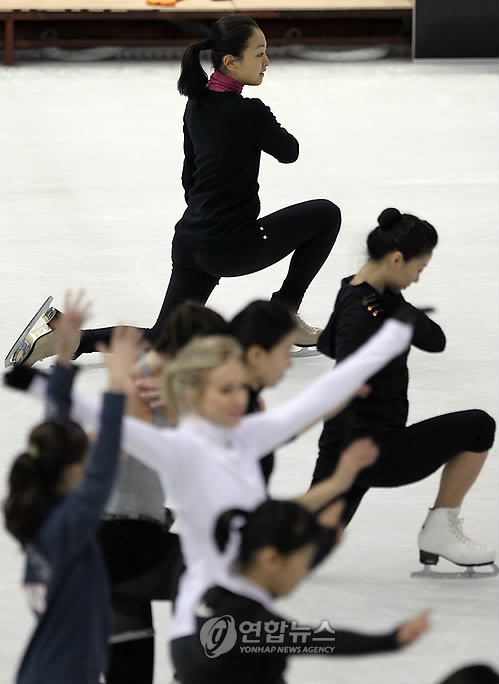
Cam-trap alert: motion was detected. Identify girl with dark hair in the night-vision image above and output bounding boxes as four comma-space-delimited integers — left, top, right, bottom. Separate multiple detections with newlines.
229, 299, 297, 484
3, 295, 138, 684
9, 13, 342, 367
171, 499, 430, 684
311, 208, 496, 573
6, 311, 415, 644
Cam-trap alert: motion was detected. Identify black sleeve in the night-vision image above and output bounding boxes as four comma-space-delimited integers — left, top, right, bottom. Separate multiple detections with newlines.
252, 606, 401, 656
313, 626, 400, 656
406, 306, 445, 352
385, 292, 446, 352
249, 99, 299, 163
181, 122, 196, 203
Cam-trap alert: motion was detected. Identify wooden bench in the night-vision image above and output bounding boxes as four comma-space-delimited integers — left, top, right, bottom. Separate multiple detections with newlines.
0, 0, 413, 65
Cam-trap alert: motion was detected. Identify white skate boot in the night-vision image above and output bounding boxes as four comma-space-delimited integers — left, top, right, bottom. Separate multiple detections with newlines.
4, 298, 63, 368
412, 507, 498, 579
291, 314, 323, 357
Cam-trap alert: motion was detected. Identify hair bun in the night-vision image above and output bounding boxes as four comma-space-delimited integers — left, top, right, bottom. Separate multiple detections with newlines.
378, 208, 401, 231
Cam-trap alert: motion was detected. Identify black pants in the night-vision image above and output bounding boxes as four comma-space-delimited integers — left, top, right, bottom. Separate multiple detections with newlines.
97, 520, 185, 684
311, 409, 496, 526
76, 199, 341, 354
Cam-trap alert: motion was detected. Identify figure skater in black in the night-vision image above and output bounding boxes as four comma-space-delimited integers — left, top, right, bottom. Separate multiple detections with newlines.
11, 14, 341, 368
311, 208, 496, 572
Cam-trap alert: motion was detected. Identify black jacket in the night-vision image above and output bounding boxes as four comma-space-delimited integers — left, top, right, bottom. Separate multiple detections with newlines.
174, 91, 298, 251
318, 276, 446, 453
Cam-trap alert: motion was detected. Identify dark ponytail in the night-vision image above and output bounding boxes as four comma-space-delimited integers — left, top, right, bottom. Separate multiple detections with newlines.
3, 420, 88, 545
366, 207, 438, 261
177, 14, 259, 98
229, 301, 297, 352
215, 500, 324, 569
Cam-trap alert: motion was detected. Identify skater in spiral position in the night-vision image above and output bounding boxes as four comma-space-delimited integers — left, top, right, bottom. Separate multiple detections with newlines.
9, 14, 341, 368
311, 208, 496, 575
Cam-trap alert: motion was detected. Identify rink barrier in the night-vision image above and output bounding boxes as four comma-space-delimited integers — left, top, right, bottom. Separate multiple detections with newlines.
0, 0, 413, 66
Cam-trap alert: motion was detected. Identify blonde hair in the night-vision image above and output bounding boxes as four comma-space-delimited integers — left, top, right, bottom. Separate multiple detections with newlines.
161, 335, 243, 420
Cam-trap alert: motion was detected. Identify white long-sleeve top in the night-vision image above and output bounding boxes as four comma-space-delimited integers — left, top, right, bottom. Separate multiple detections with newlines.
29, 319, 412, 638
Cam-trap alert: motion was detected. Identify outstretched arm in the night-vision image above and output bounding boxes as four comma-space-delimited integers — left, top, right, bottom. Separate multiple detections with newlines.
239, 318, 413, 459
247, 605, 429, 656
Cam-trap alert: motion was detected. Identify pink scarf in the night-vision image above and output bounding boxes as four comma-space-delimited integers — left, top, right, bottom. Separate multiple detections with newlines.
206, 71, 243, 95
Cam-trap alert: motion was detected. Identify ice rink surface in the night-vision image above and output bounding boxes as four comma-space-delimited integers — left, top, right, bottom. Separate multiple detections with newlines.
0, 53, 497, 684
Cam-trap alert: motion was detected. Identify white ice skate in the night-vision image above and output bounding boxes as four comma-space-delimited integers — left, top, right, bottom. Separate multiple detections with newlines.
4, 297, 61, 368
411, 507, 498, 579
291, 314, 323, 357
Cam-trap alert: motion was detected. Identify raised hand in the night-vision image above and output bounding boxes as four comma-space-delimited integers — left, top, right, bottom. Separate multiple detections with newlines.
53, 289, 92, 365
135, 376, 165, 409
396, 612, 431, 646
332, 438, 378, 494
97, 326, 143, 393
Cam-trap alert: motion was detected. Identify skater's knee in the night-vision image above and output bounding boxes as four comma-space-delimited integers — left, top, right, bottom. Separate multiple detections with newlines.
314, 199, 342, 231
465, 409, 496, 453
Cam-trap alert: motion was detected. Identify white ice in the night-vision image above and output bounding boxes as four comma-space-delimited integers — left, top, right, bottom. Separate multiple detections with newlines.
0, 54, 497, 684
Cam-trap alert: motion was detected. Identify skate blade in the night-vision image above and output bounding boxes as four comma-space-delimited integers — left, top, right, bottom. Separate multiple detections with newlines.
4, 296, 53, 368
411, 563, 499, 580
290, 346, 322, 358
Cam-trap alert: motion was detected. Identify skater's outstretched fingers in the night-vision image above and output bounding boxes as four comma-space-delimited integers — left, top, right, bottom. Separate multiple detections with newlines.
54, 289, 92, 365
97, 326, 143, 393
396, 612, 431, 646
